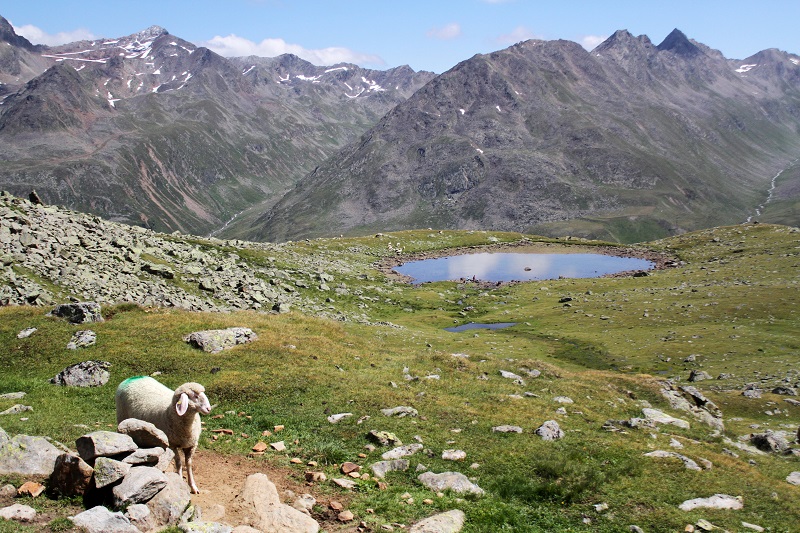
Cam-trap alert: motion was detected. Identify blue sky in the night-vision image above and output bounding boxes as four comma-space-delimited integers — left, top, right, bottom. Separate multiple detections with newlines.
3, 1, 799, 73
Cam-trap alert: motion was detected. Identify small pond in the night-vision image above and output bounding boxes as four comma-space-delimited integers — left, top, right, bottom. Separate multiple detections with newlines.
394, 252, 653, 284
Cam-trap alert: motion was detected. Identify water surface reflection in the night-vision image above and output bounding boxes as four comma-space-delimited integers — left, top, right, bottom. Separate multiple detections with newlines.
394, 252, 653, 284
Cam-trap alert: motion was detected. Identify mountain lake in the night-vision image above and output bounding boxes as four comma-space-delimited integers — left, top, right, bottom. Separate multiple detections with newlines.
393, 252, 654, 284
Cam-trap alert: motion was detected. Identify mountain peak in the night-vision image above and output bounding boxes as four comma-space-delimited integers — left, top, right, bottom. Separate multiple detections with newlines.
130, 25, 169, 42
594, 29, 653, 53
657, 28, 702, 57
0, 15, 37, 50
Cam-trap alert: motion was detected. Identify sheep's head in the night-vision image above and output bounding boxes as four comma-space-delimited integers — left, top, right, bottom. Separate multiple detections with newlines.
174, 383, 212, 417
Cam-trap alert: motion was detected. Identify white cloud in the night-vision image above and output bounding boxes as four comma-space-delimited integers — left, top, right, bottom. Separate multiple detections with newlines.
580, 34, 608, 51
201, 34, 384, 67
12, 23, 97, 46
496, 26, 541, 46
427, 23, 462, 41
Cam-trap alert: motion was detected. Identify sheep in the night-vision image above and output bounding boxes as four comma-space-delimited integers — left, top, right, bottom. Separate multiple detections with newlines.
115, 376, 212, 493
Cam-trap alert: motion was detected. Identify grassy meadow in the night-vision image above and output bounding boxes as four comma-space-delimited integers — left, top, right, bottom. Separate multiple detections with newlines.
1, 224, 799, 532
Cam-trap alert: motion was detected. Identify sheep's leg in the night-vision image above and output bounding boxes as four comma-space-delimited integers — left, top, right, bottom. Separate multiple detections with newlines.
184, 446, 199, 494
172, 446, 184, 477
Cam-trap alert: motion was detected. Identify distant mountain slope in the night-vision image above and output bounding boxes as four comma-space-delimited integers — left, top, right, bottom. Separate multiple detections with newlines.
0, 17, 434, 235
248, 29, 800, 243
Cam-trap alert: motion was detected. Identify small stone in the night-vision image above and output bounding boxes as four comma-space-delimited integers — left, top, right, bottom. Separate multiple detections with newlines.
442, 449, 466, 461
338, 510, 355, 522
17, 481, 45, 498
270, 441, 286, 452
341, 462, 361, 474
252, 442, 268, 453
329, 500, 344, 511
305, 471, 326, 482
327, 413, 353, 423
333, 478, 357, 489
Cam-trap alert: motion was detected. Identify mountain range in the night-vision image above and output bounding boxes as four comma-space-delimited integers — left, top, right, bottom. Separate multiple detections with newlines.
0, 17, 434, 236
1, 18, 799, 243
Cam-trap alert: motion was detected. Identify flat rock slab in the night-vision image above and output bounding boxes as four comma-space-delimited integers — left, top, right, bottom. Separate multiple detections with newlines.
71, 505, 140, 533
0, 503, 36, 522
418, 471, 484, 495
786, 472, 800, 486
492, 425, 523, 433
183, 327, 258, 353
52, 302, 104, 323
410, 509, 466, 533
678, 494, 743, 511
51, 360, 111, 387
381, 406, 419, 417
382, 443, 423, 460
371, 459, 410, 479
643, 450, 701, 471
639, 408, 690, 429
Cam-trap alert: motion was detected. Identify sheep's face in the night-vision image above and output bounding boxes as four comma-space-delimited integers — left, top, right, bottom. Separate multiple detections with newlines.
175, 384, 212, 416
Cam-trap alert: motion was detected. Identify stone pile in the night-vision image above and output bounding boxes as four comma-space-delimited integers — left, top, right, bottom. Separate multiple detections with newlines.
0, 423, 326, 532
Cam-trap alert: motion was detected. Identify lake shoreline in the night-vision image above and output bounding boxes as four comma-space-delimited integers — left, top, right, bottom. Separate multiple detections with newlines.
376, 240, 678, 286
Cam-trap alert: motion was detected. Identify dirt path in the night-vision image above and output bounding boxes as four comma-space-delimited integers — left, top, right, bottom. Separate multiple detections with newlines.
191, 450, 356, 531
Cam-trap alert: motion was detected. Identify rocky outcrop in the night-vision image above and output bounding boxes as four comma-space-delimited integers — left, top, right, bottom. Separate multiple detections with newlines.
50, 360, 111, 387
183, 328, 258, 353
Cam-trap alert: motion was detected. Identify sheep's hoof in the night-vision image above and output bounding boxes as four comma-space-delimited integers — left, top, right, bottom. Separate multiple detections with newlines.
190, 486, 200, 494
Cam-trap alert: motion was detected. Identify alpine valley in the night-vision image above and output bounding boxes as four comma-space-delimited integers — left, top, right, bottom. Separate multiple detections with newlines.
1, 18, 799, 242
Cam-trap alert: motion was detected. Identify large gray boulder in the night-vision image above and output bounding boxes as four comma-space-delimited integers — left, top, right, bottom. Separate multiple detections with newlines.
51, 360, 111, 387
76, 431, 137, 463
418, 471, 484, 495
146, 472, 193, 528
183, 327, 258, 353
234, 473, 320, 533
410, 509, 466, 533
112, 466, 169, 507
71, 505, 140, 533
0, 434, 62, 476
52, 302, 104, 323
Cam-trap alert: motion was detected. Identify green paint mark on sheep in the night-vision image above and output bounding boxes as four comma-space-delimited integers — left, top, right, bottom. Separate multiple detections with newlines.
118, 376, 148, 389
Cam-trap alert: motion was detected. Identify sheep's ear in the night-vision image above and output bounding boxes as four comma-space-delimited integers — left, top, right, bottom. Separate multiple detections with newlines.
176, 393, 189, 416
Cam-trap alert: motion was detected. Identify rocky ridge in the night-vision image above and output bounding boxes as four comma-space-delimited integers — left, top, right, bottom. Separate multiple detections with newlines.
0, 16, 434, 237
0, 191, 363, 319
250, 29, 800, 243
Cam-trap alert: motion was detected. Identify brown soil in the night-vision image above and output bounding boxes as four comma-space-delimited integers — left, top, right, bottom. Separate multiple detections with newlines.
191, 450, 358, 531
